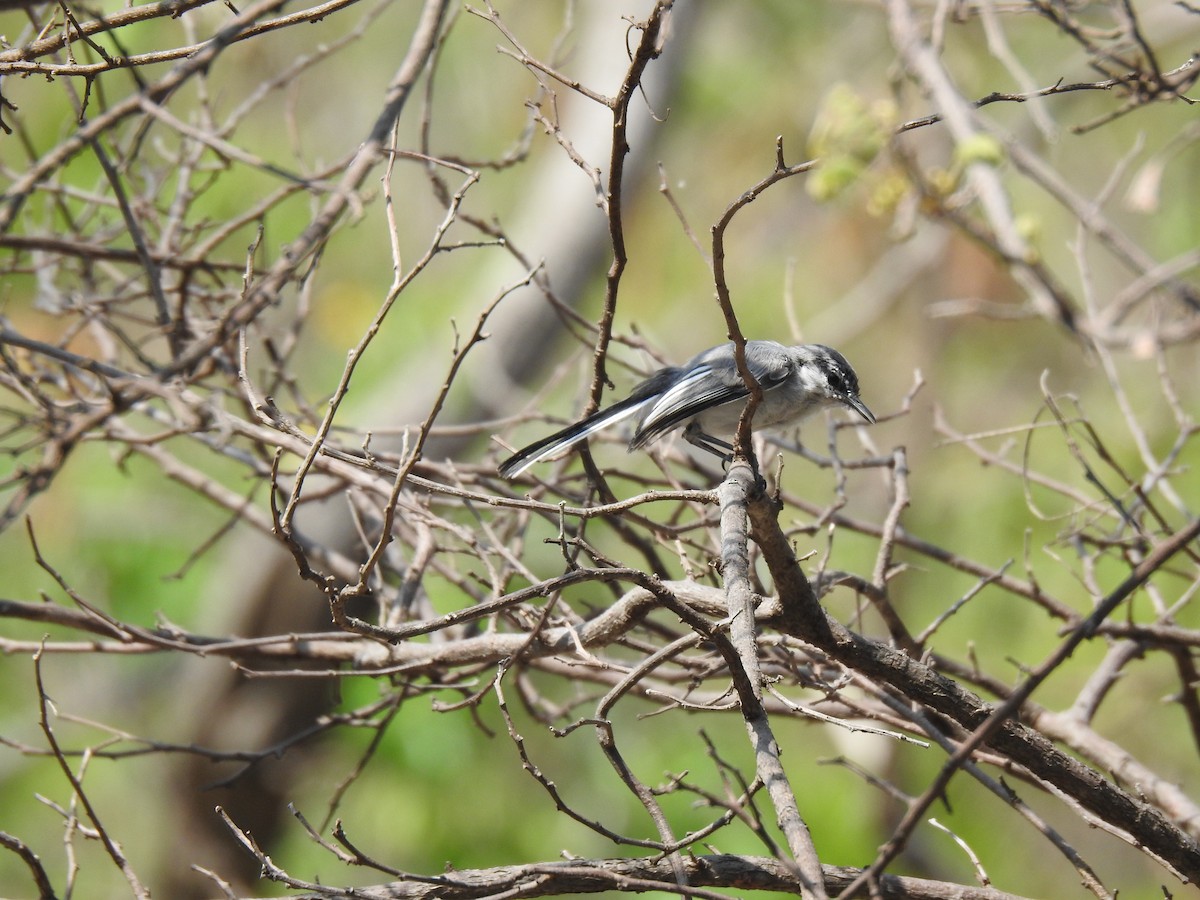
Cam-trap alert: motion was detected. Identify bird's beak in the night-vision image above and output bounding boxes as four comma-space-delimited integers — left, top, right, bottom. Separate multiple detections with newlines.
842, 395, 875, 424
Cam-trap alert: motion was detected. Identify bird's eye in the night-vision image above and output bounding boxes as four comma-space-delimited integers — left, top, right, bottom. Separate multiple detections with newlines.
827, 372, 844, 392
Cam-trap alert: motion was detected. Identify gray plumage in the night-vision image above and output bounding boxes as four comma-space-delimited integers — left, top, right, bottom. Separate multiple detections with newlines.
498, 340, 874, 479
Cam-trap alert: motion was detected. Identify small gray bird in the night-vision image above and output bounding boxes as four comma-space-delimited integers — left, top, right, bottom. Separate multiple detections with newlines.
498, 340, 873, 479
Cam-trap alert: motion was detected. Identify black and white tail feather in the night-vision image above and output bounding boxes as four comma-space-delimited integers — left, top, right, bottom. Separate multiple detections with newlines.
497, 340, 873, 479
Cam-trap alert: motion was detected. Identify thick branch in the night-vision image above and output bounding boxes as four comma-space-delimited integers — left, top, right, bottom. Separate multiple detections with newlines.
280, 853, 1035, 900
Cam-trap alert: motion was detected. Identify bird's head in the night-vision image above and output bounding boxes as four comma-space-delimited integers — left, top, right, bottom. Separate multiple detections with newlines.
794, 344, 875, 424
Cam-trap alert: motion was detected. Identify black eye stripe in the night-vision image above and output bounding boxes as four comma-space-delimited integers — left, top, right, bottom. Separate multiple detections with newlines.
824, 363, 856, 394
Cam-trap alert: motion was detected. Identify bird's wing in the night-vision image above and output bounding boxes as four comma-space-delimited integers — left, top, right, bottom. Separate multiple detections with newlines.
497, 365, 681, 479
630, 342, 793, 448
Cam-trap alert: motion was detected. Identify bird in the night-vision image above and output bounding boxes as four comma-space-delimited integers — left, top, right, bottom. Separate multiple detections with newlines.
497, 340, 874, 479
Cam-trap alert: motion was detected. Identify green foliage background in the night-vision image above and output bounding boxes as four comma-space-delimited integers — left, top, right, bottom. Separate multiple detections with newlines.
0, 1, 1197, 897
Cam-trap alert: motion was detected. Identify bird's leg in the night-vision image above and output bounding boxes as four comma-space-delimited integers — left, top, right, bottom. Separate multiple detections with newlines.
683, 422, 733, 461
684, 423, 765, 483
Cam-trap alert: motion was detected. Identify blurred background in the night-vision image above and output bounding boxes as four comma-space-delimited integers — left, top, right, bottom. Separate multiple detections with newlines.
1, 1, 1198, 897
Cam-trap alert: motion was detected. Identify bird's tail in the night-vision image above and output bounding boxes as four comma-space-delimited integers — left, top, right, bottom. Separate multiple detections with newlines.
497, 393, 651, 479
